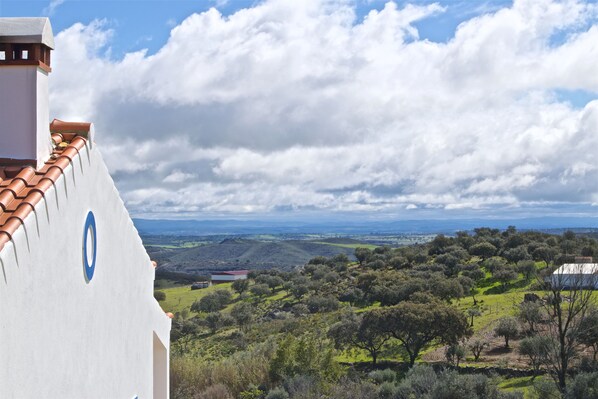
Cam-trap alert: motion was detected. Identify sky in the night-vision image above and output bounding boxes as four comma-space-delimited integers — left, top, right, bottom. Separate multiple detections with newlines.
1, 0, 598, 222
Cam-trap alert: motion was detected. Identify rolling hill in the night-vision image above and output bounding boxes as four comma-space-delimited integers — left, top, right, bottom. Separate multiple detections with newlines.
147, 237, 359, 275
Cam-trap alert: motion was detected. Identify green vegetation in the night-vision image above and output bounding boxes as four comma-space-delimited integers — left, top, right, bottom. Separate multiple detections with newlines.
161, 227, 598, 399
160, 283, 234, 314
313, 241, 379, 250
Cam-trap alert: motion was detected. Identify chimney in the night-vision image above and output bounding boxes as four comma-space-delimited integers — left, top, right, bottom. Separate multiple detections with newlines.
0, 18, 54, 169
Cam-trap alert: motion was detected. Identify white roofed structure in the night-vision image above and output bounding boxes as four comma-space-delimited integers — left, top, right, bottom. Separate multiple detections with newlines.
0, 17, 171, 398
551, 263, 598, 289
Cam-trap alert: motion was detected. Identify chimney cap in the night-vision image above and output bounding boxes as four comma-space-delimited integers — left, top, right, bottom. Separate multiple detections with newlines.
0, 18, 54, 49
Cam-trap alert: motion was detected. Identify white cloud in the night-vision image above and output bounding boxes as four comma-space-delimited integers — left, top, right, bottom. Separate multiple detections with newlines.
163, 170, 196, 183
48, 0, 598, 217
43, 0, 66, 16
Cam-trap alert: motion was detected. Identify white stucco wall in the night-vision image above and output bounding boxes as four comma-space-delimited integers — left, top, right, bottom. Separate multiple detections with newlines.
0, 66, 51, 167
0, 140, 170, 398
551, 264, 598, 289
551, 274, 598, 289
35, 67, 51, 168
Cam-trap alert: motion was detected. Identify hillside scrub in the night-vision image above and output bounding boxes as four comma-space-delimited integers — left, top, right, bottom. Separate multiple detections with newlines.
164, 227, 598, 398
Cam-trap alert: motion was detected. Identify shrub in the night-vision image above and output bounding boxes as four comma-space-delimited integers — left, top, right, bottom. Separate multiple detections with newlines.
566, 372, 598, 399
284, 374, 321, 399
153, 290, 166, 301
493, 266, 518, 291
328, 378, 377, 399
306, 295, 340, 313
503, 246, 531, 263
395, 365, 524, 399
338, 288, 365, 307
195, 384, 233, 399
191, 290, 232, 313
519, 335, 550, 377
469, 242, 497, 259
534, 379, 561, 399
355, 248, 372, 265
251, 283, 272, 298
323, 271, 340, 284
232, 279, 250, 294
266, 387, 289, 399
256, 275, 285, 289
517, 260, 537, 281
205, 312, 223, 334
231, 302, 254, 329
368, 369, 396, 384
239, 387, 265, 399
290, 282, 309, 299
270, 334, 342, 384
377, 382, 399, 399
397, 364, 437, 397
483, 257, 506, 273
170, 341, 274, 398
430, 370, 522, 399
290, 303, 309, 317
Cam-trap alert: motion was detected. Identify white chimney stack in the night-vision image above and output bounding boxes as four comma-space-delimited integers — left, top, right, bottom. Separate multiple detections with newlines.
0, 18, 54, 169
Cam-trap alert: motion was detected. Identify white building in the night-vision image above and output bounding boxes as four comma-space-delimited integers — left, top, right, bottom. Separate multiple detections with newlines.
211, 270, 249, 284
551, 263, 598, 289
0, 18, 171, 398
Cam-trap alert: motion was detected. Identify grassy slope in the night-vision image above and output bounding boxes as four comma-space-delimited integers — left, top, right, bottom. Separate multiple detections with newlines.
159, 282, 234, 314
160, 263, 549, 397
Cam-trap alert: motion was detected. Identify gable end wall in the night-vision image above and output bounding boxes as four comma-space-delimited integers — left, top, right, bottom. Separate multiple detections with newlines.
0, 140, 170, 398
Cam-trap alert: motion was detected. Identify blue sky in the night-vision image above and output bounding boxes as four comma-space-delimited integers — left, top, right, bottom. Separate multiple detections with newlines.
1, 0, 514, 57
1, 0, 598, 222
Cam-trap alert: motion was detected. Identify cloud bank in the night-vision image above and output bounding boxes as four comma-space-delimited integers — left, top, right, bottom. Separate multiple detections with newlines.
49, 0, 598, 218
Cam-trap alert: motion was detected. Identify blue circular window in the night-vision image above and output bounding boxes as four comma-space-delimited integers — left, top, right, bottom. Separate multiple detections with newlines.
83, 211, 97, 282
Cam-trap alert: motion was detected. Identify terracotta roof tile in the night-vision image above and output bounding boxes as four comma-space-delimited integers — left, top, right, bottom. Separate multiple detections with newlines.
26, 175, 43, 186
4, 166, 23, 179
0, 121, 89, 253
50, 119, 91, 135
50, 133, 63, 145
0, 214, 11, 225
0, 232, 10, 248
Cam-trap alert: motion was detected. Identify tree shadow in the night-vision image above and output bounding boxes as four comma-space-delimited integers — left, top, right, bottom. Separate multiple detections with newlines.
487, 346, 512, 355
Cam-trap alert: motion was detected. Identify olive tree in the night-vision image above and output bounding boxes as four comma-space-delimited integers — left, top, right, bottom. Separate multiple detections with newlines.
374, 295, 472, 366
191, 290, 232, 313
328, 311, 391, 366
494, 317, 518, 348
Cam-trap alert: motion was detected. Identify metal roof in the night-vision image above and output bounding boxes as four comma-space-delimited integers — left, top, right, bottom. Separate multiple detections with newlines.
0, 18, 54, 49
553, 263, 598, 275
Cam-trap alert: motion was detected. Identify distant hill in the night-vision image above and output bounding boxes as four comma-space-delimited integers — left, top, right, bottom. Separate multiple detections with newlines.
148, 238, 357, 275
134, 217, 598, 236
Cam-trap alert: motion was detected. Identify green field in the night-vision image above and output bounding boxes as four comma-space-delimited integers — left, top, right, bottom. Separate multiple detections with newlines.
158, 282, 234, 314
313, 241, 379, 250
145, 241, 205, 249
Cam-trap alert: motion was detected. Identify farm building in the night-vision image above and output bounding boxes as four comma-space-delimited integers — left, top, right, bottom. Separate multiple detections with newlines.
211, 270, 249, 284
551, 263, 598, 289
0, 18, 171, 398
191, 281, 210, 290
